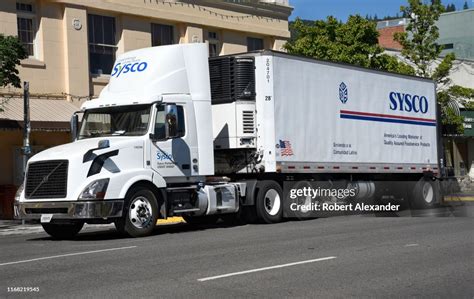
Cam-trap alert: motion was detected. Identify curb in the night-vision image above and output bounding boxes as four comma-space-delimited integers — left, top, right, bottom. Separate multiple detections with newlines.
444, 195, 474, 202
157, 217, 185, 225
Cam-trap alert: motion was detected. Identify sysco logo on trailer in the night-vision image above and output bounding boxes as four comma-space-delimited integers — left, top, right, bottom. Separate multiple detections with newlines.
389, 92, 429, 114
111, 61, 148, 78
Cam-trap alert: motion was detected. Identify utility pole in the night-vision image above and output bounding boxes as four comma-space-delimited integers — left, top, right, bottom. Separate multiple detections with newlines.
22, 82, 30, 225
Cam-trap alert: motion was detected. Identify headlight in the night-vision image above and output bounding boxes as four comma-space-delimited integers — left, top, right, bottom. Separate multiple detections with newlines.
15, 183, 24, 202
79, 179, 109, 200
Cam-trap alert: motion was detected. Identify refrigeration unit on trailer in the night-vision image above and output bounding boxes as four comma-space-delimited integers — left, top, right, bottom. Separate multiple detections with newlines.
14, 43, 442, 239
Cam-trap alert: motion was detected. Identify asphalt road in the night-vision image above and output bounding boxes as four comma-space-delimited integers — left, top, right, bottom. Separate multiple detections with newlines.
0, 210, 473, 298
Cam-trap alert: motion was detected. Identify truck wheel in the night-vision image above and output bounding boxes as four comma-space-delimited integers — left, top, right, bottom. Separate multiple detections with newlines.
256, 180, 283, 223
183, 215, 219, 225
290, 181, 315, 220
411, 177, 440, 209
41, 222, 84, 240
115, 187, 159, 237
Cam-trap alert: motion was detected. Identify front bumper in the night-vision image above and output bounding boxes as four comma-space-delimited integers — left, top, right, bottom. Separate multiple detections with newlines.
14, 200, 124, 220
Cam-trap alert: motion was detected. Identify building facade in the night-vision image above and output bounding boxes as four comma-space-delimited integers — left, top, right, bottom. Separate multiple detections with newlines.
0, 0, 292, 102
0, 0, 292, 218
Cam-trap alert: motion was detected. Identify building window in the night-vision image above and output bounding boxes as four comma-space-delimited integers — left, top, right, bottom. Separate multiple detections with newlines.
16, 2, 36, 57
88, 14, 116, 75
247, 37, 264, 51
442, 43, 454, 50
208, 31, 220, 57
151, 23, 174, 47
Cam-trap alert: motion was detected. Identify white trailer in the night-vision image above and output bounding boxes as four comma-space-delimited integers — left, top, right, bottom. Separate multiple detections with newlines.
14, 44, 442, 238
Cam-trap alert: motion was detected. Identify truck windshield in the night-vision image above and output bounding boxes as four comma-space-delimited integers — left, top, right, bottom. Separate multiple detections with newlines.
78, 104, 151, 139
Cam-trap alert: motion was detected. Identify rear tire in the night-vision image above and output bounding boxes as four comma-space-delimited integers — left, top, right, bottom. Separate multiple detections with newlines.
289, 181, 315, 220
255, 180, 283, 223
411, 177, 440, 209
42, 222, 84, 240
115, 187, 159, 237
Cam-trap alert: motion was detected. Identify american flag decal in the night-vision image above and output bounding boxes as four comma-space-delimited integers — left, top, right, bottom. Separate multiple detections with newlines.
279, 140, 294, 156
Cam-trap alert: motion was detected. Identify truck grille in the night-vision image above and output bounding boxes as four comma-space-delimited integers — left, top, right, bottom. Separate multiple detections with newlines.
25, 160, 68, 199
242, 110, 255, 134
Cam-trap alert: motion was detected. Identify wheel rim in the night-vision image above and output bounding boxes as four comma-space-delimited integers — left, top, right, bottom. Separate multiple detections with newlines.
129, 196, 153, 229
422, 182, 434, 204
264, 189, 281, 216
299, 183, 312, 214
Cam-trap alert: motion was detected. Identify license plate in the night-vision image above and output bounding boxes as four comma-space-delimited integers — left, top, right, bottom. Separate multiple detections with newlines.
40, 214, 53, 223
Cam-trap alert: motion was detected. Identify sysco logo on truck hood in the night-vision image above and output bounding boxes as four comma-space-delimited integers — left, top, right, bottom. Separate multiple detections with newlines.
389, 92, 429, 114
111, 61, 148, 78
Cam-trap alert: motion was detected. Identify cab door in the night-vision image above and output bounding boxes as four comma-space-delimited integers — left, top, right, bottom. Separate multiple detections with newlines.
150, 96, 198, 178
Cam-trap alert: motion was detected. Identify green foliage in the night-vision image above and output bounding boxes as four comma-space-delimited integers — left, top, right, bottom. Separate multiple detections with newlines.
394, 0, 445, 78
437, 88, 465, 132
432, 52, 455, 85
394, 0, 474, 134
0, 34, 27, 112
371, 54, 415, 76
285, 16, 414, 75
0, 34, 27, 88
445, 3, 456, 12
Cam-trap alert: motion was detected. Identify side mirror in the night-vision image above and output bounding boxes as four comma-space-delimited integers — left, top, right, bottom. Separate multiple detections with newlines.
165, 104, 179, 139
70, 114, 79, 141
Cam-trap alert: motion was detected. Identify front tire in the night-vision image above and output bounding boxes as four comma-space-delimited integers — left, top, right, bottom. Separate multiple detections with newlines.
115, 187, 159, 237
255, 180, 283, 223
42, 222, 84, 240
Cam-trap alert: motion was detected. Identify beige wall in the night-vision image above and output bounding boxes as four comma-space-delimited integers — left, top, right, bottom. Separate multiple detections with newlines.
0, 0, 291, 101
62, 4, 89, 105
121, 15, 151, 52
0, 130, 70, 185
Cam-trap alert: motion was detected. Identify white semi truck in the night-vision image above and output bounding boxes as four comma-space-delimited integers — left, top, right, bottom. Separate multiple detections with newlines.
14, 43, 441, 238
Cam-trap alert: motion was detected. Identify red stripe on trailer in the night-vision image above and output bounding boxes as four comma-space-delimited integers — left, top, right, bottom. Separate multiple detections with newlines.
384, 167, 390, 170
397, 167, 403, 170
339, 110, 436, 122
303, 166, 311, 169
288, 166, 295, 169
317, 166, 325, 169
369, 167, 376, 170
410, 167, 417, 170
333, 166, 340, 169
352, 166, 358, 169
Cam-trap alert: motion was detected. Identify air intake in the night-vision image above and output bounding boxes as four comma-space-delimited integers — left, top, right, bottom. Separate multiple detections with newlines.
242, 110, 255, 134
209, 56, 255, 104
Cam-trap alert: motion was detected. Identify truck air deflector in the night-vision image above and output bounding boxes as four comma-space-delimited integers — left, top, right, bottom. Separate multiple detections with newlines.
87, 150, 119, 177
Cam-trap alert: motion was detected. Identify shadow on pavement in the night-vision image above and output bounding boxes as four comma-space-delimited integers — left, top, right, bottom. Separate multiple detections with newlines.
25, 221, 245, 242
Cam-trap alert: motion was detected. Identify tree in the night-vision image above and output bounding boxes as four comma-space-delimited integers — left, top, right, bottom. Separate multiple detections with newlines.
446, 3, 457, 11
285, 15, 414, 75
394, 0, 474, 133
463, 1, 469, 9
0, 34, 27, 112
0, 34, 27, 88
